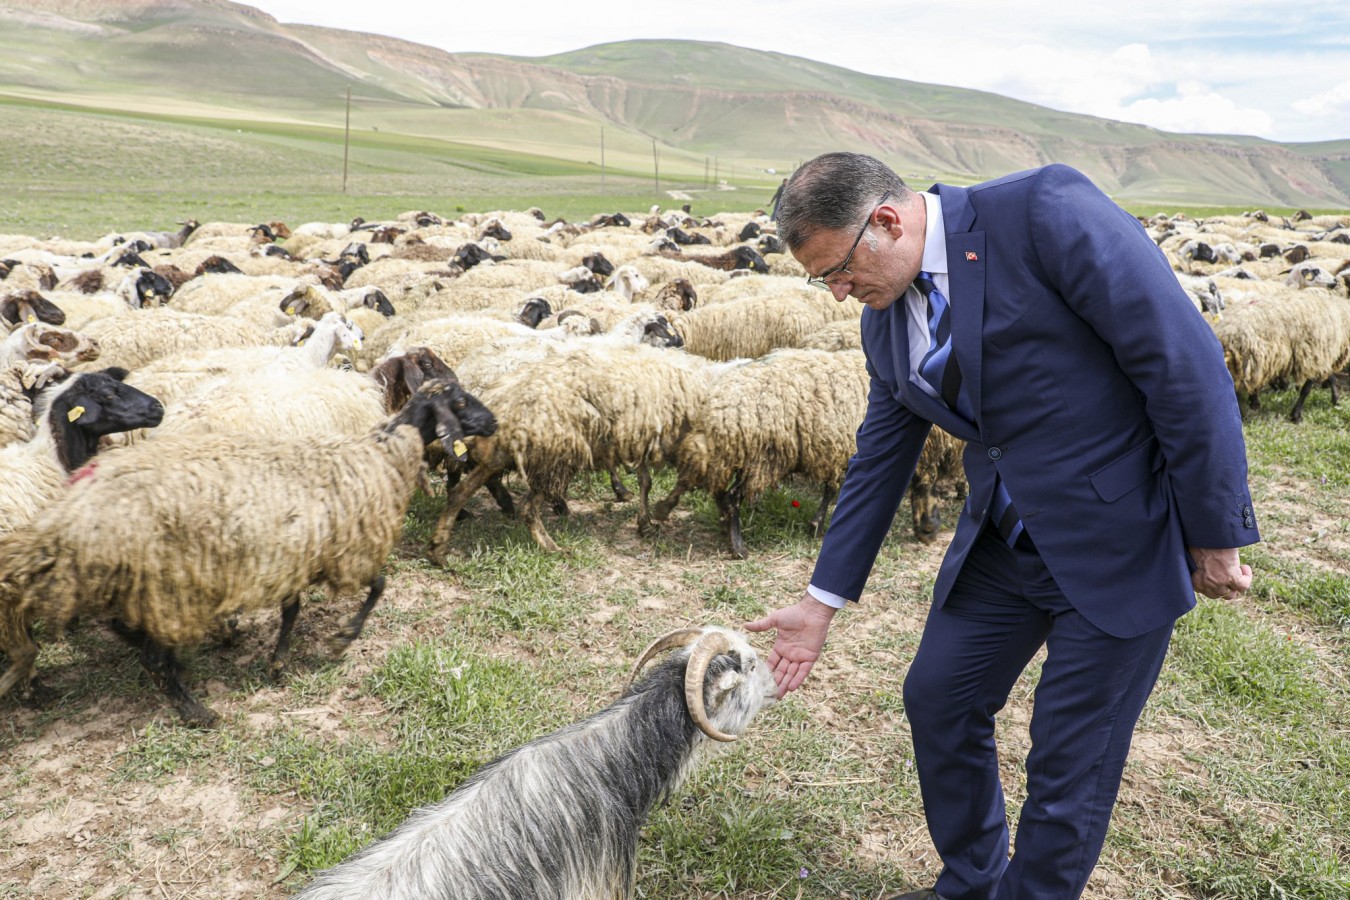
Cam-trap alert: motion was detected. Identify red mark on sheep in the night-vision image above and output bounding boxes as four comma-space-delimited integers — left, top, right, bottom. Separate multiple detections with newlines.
66, 459, 99, 485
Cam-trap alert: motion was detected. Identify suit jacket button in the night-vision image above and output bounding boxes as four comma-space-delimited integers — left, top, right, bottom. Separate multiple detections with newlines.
1244, 516, 1255, 527
1242, 505, 1253, 516
988, 447, 1003, 460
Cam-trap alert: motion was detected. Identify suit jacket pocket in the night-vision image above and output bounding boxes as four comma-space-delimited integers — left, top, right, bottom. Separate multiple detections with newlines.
1089, 437, 1164, 502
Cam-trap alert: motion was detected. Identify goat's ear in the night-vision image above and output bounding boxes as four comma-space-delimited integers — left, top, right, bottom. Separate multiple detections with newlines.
707, 667, 745, 710
101, 366, 130, 381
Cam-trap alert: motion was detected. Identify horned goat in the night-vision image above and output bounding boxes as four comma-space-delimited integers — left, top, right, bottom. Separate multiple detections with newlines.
295, 626, 776, 900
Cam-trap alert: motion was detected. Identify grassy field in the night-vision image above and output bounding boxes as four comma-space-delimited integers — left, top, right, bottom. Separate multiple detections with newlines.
1, 374, 1347, 898
0, 96, 784, 241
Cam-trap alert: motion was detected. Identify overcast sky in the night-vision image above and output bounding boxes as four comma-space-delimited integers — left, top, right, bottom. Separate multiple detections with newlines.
245, 0, 1350, 144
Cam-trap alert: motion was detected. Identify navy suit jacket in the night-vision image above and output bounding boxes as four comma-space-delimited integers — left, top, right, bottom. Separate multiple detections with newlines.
810, 164, 1259, 638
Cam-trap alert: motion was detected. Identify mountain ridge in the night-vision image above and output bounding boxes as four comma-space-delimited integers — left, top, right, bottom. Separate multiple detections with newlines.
2, 0, 1348, 206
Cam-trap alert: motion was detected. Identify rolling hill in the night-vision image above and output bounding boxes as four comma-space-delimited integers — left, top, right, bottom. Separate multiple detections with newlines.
2, 0, 1348, 208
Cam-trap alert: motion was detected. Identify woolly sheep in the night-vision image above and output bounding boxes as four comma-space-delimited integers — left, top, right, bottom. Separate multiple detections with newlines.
669, 292, 861, 361
649, 349, 867, 557
296, 626, 776, 900
0, 379, 497, 724
76, 307, 306, 370
650, 349, 966, 557
428, 344, 717, 557
117, 312, 365, 441
1210, 284, 1350, 422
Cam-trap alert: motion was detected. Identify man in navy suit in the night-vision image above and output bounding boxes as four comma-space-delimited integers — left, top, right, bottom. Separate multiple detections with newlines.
746, 153, 1258, 899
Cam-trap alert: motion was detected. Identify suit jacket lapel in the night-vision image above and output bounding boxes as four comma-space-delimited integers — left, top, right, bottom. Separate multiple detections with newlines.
932, 184, 985, 436
884, 266, 981, 442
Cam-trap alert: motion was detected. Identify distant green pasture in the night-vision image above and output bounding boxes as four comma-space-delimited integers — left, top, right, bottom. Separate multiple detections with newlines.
0, 96, 782, 240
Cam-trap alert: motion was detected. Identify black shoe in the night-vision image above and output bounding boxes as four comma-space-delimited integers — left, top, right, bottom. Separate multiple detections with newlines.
886, 891, 944, 900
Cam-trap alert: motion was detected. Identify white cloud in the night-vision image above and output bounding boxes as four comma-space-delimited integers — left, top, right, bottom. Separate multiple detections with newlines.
1116, 82, 1277, 136
1294, 80, 1350, 120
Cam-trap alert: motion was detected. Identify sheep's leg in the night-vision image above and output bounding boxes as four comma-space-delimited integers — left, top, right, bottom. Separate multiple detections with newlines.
428, 465, 499, 564
608, 468, 634, 502
636, 464, 655, 536
909, 478, 941, 544
808, 484, 839, 539
0, 608, 43, 704
115, 623, 218, 728
551, 496, 571, 517
485, 473, 516, 517
717, 472, 749, 560
1290, 379, 1315, 423
651, 474, 692, 522
1248, 389, 1261, 410
268, 595, 302, 681
328, 575, 385, 656
1329, 374, 1342, 406
523, 492, 562, 553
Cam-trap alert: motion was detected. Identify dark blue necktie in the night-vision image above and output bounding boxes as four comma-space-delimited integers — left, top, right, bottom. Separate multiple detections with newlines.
915, 272, 973, 420
914, 271, 1024, 548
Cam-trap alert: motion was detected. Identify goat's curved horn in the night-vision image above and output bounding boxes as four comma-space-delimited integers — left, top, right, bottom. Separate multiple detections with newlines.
626, 627, 704, 691
685, 630, 739, 742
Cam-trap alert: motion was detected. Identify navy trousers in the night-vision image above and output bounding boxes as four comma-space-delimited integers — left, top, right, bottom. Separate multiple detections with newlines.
901, 525, 1174, 900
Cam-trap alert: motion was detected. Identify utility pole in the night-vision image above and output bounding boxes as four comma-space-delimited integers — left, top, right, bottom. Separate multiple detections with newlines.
652, 139, 659, 197
342, 87, 352, 193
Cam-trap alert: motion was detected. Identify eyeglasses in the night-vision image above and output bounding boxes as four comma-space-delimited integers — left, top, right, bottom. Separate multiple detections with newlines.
805, 191, 890, 291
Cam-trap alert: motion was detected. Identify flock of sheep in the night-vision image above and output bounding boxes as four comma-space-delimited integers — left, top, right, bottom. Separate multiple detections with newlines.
1, 198, 1348, 895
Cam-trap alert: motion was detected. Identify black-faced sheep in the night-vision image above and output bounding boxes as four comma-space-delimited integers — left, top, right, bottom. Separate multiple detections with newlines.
1, 290, 67, 328
0, 368, 165, 701
675, 245, 769, 274
1, 379, 497, 725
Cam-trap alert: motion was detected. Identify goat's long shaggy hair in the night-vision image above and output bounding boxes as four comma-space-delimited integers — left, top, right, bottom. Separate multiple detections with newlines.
297, 639, 773, 900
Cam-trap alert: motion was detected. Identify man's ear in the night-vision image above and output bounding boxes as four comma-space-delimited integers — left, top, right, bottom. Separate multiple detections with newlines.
875, 202, 903, 236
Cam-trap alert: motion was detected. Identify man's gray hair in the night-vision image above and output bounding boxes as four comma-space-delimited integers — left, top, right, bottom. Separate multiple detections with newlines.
775, 152, 911, 250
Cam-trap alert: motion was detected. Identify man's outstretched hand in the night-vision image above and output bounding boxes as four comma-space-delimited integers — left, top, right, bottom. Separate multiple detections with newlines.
745, 594, 838, 699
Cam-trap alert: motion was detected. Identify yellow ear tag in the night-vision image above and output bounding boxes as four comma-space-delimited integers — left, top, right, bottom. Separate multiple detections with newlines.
67, 405, 85, 422
297, 339, 306, 346
453, 439, 468, 457
286, 306, 296, 314
27, 314, 37, 323
352, 338, 363, 351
